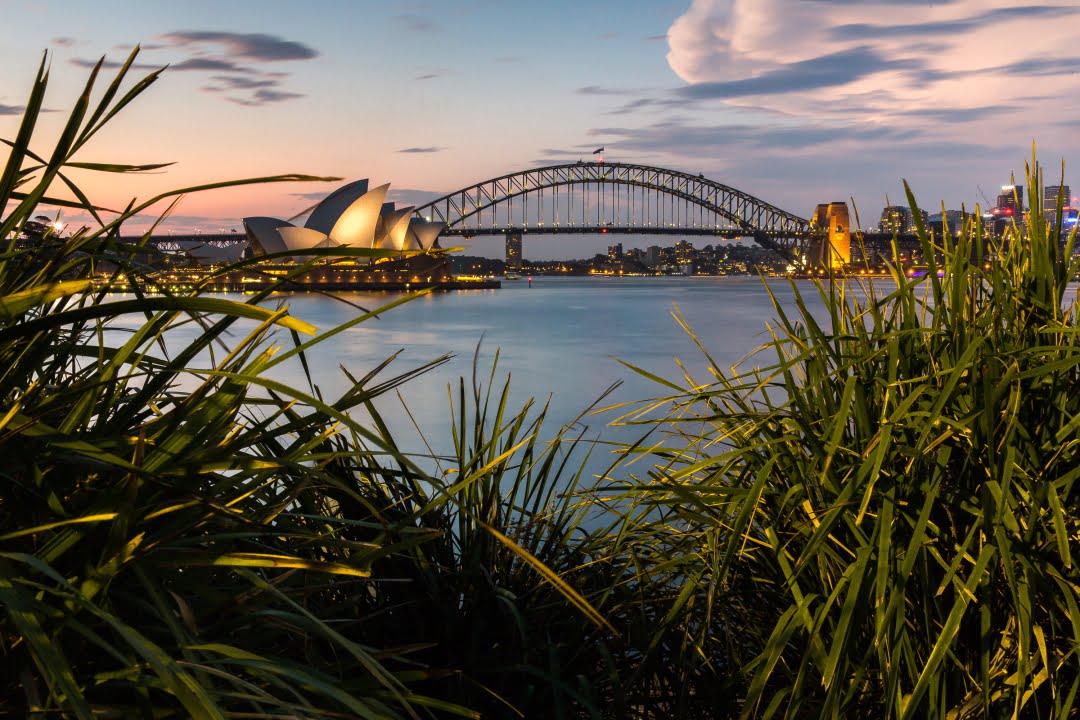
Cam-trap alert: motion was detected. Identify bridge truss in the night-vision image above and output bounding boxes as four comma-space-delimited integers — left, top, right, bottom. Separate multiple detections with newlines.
413, 162, 820, 259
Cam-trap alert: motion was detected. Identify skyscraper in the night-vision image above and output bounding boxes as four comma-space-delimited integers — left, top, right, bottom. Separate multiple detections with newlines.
505, 232, 522, 271
992, 185, 1024, 235
1045, 185, 1070, 210
879, 206, 912, 234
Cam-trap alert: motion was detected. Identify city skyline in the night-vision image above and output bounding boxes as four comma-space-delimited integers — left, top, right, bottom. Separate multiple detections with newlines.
2, 0, 1079, 260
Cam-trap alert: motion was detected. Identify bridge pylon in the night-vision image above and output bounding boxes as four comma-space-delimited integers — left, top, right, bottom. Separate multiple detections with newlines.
810, 202, 851, 269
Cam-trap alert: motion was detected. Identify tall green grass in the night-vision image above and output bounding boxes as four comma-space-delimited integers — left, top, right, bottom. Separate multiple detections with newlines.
609, 156, 1080, 718
0, 49, 625, 719
9, 46, 1080, 720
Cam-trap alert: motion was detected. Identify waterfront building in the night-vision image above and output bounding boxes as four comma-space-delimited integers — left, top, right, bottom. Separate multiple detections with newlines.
607, 242, 623, 260
879, 206, 910, 234
878, 205, 927, 235
242, 179, 445, 261
644, 245, 661, 267
505, 233, 522, 271
674, 240, 694, 264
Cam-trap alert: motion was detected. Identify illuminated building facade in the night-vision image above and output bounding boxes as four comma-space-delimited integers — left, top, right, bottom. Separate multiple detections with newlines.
1045, 185, 1070, 212
242, 179, 445, 261
927, 210, 965, 238
505, 232, 522, 271
879, 205, 913, 234
674, 240, 694, 264
992, 184, 1024, 235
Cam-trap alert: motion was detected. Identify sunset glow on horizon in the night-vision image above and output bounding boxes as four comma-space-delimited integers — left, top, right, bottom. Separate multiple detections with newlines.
3, 0, 1079, 258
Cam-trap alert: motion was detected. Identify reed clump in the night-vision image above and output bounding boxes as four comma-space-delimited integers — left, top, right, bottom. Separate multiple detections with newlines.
8, 48, 1080, 720
610, 162, 1080, 718
0, 50, 620, 719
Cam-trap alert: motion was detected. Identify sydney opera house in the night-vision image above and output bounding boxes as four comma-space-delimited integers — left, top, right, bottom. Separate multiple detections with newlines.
242, 178, 445, 262
124, 179, 493, 290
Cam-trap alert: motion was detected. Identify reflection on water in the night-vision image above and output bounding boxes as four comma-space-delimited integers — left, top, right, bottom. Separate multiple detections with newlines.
111, 277, 834, 476
261, 278, 827, 460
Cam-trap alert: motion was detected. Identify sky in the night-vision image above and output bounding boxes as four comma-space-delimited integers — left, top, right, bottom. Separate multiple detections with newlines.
2, 0, 1079, 259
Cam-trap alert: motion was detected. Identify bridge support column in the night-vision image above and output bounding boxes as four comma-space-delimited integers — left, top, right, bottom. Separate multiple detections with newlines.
505, 231, 523, 272
810, 202, 851, 270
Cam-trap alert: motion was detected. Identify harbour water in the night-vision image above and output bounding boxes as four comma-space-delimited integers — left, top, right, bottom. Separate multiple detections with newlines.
116, 273, 1080, 479
240, 276, 833, 471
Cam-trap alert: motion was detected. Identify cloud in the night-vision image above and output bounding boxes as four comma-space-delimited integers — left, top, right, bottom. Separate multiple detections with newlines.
576, 85, 640, 96
158, 31, 318, 61
69, 57, 161, 71
171, 57, 251, 73
591, 119, 908, 157
394, 14, 437, 32
660, 0, 1080, 169
386, 188, 446, 206
993, 57, 1080, 77
51, 36, 77, 47
81, 30, 324, 107
832, 5, 1079, 40
678, 46, 918, 99
290, 191, 336, 202
398, 147, 445, 153
532, 145, 627, 164
576, 116, 1004, 213
204, 75, 280, 91
805, 0, 961, 5
536, 148, 589, 161
227, 88, 305, 106
413, 68, 450, 81
899, 105, 1020, 123
0, 103, 24, 116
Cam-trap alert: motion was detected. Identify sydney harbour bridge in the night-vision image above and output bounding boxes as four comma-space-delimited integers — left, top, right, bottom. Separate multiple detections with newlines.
149, 162, 880, 268
409, 162, 857, 268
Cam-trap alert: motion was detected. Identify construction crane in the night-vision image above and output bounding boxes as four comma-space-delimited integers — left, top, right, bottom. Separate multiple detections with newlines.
977, 185, 993, 211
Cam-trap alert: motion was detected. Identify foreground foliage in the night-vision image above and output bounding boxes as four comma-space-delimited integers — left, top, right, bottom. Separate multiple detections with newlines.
610, 162, 1080, 718
0, 50, 621, 719
8, 47, 1080, 720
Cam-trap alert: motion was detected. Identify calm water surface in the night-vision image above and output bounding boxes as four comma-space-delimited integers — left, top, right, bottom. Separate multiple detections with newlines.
254, 276, 829, 459
114, 277, 834, 472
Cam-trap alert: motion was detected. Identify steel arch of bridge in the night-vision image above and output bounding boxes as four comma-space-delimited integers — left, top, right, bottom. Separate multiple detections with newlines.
413, 162, 819, 257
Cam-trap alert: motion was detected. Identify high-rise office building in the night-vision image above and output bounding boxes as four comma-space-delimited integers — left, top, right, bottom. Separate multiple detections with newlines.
995, 185, 1023, 216
674, 240, 694, 264
1043, 184, 1076, 234
879, 206, 912, 234
992, 184, 1024, 235
505, 232, 522, 271
1045, 184, 1070, 210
